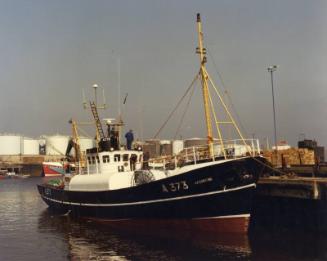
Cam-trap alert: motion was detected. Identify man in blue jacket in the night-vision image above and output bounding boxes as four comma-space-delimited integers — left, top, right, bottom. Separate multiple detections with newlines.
125, 130, 134, 150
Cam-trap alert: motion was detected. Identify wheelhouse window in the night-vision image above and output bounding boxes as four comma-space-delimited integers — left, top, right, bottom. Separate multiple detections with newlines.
103, 155, 110, 163
92, 156, 96, 164
131, 154, 138, 162
96, 156, 100, 163
87, 157, 91, 164
123, 154, 129, 162
114, 154, 121, 162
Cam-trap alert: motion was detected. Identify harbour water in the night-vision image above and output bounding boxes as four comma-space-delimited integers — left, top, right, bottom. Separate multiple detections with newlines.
1, 178, 327, 261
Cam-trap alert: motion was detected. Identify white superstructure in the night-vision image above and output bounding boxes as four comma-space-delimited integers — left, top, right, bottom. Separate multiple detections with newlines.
69, 149, 143, 191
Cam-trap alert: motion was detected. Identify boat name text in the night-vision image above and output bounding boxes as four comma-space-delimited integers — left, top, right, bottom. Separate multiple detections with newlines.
194, 177, 213, 185
162, 181, 189, 192
45, 188, 52, 196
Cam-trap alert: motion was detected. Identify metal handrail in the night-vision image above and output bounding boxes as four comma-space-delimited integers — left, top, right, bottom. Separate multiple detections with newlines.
148, 139, 261, 170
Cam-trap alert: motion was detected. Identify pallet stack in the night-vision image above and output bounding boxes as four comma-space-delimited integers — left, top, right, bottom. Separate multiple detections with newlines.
263, 148, 315, 167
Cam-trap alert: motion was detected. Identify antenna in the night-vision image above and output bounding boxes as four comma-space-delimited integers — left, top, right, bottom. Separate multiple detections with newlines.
93, 83, 98, 107
123, 93, 128, 105
118, 58, 121, 116
82, 84, 107, 110
117, 58, 123, 145
82, 89, 87, 109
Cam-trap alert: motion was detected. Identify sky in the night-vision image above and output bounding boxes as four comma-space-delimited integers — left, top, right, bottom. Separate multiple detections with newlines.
0, 0, 326, 148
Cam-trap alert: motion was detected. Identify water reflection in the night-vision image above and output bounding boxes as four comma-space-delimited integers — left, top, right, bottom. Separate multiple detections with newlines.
249, 230, 327, 261
2, 178, 327, 260
38, 210, 252, 261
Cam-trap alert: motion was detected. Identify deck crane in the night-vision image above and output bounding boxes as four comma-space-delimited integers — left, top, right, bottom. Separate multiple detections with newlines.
65, 119, 86, 174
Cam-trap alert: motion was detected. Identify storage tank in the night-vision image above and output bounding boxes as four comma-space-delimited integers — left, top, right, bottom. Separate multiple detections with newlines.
22, 137, 39, 155
142, 143, 158, 158
79, 137, 95, 152
145, 139, 160, 157
45, 135, 70, 155
0, 134, 22, 155
184, 138, 207, 148
160, 140, 172, 156
172, 140, 184, 155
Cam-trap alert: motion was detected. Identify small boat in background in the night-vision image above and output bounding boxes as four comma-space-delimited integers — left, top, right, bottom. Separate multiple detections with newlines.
42, 162, 65, 177
6, 172, 30, 179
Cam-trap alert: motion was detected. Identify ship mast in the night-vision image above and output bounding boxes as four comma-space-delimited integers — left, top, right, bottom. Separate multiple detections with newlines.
196, 13, 214, 157
195, 14, 249, 159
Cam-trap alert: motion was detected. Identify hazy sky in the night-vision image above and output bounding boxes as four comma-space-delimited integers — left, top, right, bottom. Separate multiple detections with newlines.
0, 0, 326, 147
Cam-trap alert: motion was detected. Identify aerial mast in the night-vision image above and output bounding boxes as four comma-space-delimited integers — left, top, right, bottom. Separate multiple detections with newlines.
196, 13, 214, 157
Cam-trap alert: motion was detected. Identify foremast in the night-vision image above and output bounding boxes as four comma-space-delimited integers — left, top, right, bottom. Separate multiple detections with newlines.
196, 13, 214, 157
195, 13, 249, 159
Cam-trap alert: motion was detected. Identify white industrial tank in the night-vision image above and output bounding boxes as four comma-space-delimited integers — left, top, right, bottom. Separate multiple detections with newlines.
0, 134, 22, 155
22, 137, 39, 155
79, 137, 94, 152
45, 135, 70, 155
172, 140, 184, 155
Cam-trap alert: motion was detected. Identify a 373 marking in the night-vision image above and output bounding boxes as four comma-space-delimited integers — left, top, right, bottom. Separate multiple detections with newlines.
162, 181, 189, 192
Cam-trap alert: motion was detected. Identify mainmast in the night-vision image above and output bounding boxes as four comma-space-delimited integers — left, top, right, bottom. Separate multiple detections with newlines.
196, 13, 214, 157
195, 13, 250, 159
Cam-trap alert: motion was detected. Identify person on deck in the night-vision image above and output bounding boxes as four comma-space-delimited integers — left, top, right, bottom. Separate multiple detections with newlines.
125, 130, 134, 150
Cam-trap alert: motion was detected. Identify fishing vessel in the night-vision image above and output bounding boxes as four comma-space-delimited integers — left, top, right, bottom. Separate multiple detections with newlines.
37, 14, 268, 234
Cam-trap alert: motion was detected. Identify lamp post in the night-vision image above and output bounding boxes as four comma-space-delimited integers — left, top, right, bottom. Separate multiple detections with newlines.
267, 65, 278, 165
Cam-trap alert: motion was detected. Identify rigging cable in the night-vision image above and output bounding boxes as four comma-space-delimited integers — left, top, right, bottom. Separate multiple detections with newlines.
206, 48, 248, 137
76, 125, 92, 139
173, 79, 197, 139
153, 73, 199, 139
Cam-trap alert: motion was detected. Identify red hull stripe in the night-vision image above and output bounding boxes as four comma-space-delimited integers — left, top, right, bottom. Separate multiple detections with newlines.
85, 215, 250, 234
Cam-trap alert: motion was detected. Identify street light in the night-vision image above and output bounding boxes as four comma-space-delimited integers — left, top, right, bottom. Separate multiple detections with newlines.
267, 65, 278, 164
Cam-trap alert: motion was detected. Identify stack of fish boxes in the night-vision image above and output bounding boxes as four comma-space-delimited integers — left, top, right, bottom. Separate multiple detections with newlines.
263, 148, 315, 166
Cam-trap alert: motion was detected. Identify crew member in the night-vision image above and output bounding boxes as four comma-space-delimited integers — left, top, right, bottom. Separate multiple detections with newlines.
125, 130, 134, 150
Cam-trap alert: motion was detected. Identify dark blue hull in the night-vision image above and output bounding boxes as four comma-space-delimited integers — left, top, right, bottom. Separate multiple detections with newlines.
37, 157, 267, 233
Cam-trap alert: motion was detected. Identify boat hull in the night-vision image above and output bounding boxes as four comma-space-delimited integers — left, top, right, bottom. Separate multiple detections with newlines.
38, 157, 266, 233
42, 162, 65, 177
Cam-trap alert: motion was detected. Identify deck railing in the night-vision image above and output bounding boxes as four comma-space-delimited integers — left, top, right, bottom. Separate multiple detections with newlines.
148, 139, 261, 170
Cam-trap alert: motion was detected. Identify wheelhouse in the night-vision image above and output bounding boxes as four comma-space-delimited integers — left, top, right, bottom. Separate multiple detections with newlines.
85, 149, 143, 175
